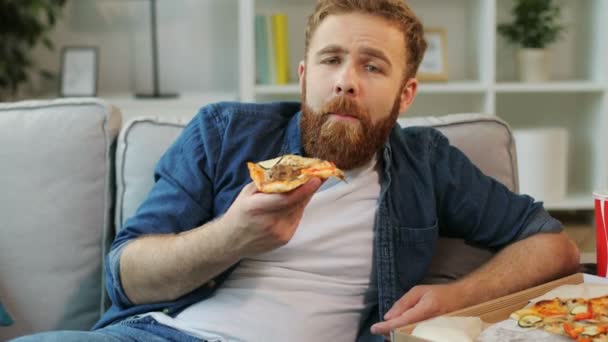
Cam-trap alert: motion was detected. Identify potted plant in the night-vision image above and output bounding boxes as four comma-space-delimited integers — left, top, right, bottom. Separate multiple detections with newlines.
0, 0, 67, 101
498, 0, 565, 82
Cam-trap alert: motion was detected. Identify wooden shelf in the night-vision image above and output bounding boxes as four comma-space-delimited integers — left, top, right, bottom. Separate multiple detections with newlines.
495, 82, 605, 93
418, 81, 487, 94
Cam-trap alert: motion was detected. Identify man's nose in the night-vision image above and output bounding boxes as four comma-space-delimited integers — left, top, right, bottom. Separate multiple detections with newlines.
334, 65, 358, 96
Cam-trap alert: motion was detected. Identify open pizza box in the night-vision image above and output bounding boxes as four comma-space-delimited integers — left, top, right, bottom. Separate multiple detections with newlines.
391, 272, 608, 342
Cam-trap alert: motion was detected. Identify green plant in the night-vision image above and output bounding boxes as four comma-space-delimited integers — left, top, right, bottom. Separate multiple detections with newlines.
0, 0, 67, 100
498, 0, 564, 49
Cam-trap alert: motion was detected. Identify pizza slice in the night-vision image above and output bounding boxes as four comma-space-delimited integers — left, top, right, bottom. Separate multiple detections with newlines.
590, 295, 608, 322
247, 154, 345, 193
510, 296, 608, 341
510, 298, 569, 328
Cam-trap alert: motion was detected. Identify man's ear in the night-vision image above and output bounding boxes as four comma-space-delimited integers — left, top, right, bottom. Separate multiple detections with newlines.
399, 78, 418, 114
298, 61, 305, 94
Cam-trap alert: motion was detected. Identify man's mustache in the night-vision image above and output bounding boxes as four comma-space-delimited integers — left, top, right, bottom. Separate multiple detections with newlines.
319, 96, 369, 121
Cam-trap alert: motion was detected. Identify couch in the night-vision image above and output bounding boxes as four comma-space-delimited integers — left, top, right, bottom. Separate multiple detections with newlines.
0, 98, 519, 340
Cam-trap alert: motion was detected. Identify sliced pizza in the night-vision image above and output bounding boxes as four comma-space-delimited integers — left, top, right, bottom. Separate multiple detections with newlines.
247, 154, 345, 193
511, 295, 608, 342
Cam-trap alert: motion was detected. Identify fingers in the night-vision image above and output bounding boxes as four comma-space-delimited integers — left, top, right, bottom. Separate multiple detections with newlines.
371, 286, 441, 336
370, 301, 435, 336
384, 286, 424, 320
241, 182, 261, 195
250, 178, 323, 211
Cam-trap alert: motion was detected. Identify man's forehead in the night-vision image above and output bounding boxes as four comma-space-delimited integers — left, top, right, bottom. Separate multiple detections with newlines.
309, 12, 406, 62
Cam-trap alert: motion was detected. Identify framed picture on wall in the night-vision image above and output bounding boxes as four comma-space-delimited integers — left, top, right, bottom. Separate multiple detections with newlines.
417, 28, 449, 82
60, 46, 98, 97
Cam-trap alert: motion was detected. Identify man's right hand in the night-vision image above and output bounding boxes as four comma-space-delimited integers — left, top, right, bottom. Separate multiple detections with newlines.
120, 177, 322, 304
222, 178, 323, 258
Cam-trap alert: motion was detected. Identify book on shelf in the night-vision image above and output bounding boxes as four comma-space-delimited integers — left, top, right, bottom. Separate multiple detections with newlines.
254, 15, 271, 85
254, 13, 290, 86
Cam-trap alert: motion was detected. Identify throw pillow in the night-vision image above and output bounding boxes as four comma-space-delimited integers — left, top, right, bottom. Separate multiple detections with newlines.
0, 300, 13, 326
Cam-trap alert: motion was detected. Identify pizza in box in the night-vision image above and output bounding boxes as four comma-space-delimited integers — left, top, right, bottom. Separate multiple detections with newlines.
510, 295, 608, 341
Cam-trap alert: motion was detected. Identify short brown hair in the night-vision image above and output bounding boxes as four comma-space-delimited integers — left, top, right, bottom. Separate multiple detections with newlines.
305, 0, 427, 79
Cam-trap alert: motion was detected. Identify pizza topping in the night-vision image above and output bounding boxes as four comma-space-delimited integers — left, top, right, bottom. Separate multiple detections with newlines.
536, 299, 569, 316
511, 295, 608, 342
581, 325, 601, 336
574, 311, 593, 322
564, 322, 584, 339
571, 305, 589, 315
518, 315, 542, 328
268, 164, 302, 181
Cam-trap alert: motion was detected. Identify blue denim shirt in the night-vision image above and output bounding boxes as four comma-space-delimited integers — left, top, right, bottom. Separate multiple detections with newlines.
94, 101, 561, 339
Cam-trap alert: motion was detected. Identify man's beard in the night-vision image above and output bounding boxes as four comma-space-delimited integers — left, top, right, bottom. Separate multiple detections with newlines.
300, 82, 403, 170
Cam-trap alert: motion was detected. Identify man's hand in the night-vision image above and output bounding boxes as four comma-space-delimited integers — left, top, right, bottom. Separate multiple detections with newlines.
370, 232, 580, 338
120, 177, 323, 304
223, 178, 323, 257
370, 283, 470, 337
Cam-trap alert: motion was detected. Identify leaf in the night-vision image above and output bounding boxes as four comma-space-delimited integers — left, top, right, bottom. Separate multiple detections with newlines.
0, 0, 66, 94
39, 69, 55, 80
497, 0, 565, 48
42, 37, 54, 50
46, 8, 56, 26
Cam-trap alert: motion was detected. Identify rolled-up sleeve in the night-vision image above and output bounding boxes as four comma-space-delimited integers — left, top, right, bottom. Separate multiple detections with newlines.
431, 131, 562, 249
105, 109, 220, 308
105, 240, 133, 307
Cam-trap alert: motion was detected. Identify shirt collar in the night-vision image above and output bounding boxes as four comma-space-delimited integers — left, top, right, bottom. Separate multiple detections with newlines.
282, 110, 304, 156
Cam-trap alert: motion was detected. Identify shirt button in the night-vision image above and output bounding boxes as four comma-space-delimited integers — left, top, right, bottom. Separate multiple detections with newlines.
207, 280, 216, 288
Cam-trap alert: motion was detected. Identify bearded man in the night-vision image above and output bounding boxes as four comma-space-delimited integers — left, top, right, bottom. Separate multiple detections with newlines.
13, 0, 579, 341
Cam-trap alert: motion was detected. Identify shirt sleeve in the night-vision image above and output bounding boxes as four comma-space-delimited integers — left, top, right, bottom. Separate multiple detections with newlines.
105, 108, 220, 308
430, 130, 562, 249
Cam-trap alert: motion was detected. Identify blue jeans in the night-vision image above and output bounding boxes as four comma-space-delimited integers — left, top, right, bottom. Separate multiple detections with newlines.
9, 316, 204, 342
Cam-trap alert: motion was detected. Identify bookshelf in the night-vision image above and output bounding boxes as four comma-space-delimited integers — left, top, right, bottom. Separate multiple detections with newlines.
237, 0, 608, 211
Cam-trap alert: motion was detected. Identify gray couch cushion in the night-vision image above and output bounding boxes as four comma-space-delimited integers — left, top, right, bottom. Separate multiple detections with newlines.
115, 117, 187, 230
116, 114, 517, 285
0, 98, 121, 340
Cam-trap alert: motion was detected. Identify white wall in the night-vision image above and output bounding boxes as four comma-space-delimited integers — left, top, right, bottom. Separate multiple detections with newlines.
31, 0, 239, 96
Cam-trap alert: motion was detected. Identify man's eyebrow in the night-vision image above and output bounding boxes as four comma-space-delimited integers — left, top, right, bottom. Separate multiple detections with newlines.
315, 44, 348, 57
315, 45, 392, 67
359, 47, 392, 67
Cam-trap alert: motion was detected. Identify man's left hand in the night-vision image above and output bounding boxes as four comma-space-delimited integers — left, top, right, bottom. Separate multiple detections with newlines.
370, 283, 470, 337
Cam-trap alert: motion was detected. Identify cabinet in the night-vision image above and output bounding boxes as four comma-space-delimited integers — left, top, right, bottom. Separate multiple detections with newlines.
237, 0, 608, 210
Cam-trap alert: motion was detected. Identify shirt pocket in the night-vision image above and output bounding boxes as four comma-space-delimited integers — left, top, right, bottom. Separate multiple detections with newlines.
394, 222, 438, 291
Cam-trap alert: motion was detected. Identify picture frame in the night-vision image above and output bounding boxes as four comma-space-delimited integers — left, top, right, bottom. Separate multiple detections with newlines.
417, 28, 449, 82
60, 46, 98, 97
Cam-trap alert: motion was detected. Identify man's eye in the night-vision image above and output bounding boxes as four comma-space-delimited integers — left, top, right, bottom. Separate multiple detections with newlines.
323, 57, 340, 65
365, 64, 381, 73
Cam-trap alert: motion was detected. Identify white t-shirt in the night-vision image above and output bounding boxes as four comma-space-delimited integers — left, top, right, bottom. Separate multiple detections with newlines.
148, 158, 380, 341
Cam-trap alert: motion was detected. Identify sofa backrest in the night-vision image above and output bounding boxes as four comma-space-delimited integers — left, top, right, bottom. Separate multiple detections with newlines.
115, 117, 189, 229
0, 98, 121, 341
115, 113, 518, 285
117, 114, 518, 228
